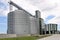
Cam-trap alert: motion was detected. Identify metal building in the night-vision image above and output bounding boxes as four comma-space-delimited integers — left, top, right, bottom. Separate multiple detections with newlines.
35, 10, 41, 18
39, 18, 45, 35
45, 24, 58, 34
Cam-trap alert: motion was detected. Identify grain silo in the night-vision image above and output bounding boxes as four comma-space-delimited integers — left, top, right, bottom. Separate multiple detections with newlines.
7, 10, 31, 35
30, 17, 39, 35
45, 24, 58, 34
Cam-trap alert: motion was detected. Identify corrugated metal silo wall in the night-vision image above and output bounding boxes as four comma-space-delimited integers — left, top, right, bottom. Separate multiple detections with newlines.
45, 24, 57, 31
8, 10, 31, 34
14, 10, 31, 34
30, 17, 39, 34
7, 12, 15, 34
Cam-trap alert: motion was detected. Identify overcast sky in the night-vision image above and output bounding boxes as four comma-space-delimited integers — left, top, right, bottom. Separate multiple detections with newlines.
0, 0, 60, 33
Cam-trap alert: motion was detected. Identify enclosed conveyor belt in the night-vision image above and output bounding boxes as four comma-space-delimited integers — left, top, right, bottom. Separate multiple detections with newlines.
9, 1, 35, 17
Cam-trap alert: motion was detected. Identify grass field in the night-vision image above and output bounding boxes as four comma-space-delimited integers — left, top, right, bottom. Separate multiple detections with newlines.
0, 35, 51, 40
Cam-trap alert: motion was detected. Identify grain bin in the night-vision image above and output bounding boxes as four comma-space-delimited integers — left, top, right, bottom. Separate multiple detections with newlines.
7, 10, 30, 34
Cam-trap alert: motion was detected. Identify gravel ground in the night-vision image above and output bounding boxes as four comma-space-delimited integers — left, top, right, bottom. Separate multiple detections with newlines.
38, 34, 60, 40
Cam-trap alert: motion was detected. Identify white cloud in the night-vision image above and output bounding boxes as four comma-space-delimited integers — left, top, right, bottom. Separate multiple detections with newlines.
11, 0, 39, 15
26, 0, 60, 24
20, 0, 60, 30
0, 0, 60, 27
0, 8, 9, 16
11, 0, 60, 21
48, 16, 60, 25
0, 0, 9, 16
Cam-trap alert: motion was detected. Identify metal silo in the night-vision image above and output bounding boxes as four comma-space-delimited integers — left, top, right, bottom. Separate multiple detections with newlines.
45, 24, 58, 34
7, 10, 30, 34
7, 11, 15, 34
30, 17, 39, 35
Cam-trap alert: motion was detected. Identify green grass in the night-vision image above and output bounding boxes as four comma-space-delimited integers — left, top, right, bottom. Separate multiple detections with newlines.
0, 35, 51, 40
0, 36, 36, 40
